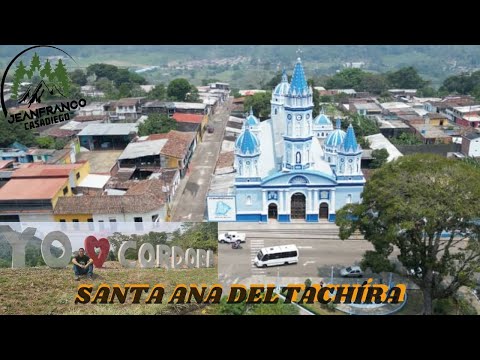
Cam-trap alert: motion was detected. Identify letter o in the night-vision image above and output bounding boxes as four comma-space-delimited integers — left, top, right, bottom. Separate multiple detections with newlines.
139, 243, 155, 268
41, 231, 72, 268
185, 248, 196, 268
78, 98, 87, 107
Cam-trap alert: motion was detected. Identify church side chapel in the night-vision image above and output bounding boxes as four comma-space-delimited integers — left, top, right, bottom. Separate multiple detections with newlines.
234, 58, 365, 222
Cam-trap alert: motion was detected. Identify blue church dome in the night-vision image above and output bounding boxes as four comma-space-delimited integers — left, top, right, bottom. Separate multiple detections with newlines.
314, 112, 332, 126
273, 68, 290, 96
245, 108, 259, 126
235, 128, 260, 155
325, 119, 346, 147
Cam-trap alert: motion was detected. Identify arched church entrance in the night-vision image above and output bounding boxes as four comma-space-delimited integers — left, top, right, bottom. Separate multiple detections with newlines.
291, 193, 306, 220
268, 203, 278, 220
319, 203, 329, 219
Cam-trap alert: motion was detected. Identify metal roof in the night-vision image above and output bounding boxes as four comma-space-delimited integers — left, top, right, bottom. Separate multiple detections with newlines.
77, 123, 138, 136
118, 139, 168, 160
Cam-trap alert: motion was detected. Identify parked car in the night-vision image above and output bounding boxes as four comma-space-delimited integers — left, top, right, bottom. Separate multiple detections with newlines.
218, 231, 246, 244
340, 266, 363, 278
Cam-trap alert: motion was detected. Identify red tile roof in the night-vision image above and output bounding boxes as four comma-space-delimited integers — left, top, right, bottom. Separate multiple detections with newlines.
0, 178, 68, 200
146, 130, 196, 159
53, 179, 168, 214
172, 113, 204, 124
43, 128, 77, 138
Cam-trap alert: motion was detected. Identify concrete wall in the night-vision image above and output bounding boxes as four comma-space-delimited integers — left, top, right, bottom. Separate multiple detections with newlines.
19, 213, 55, 222
335, 186, 363, 212
236, 188, 262, 213
93, 208, 166, 223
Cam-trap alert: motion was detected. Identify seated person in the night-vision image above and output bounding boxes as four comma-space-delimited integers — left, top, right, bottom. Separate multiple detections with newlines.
72, 247, 94, 280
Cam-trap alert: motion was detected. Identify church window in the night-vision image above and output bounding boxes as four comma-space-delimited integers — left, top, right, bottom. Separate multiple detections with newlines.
296, 152, 301, 164
321, 132, 324, 137
328, 157, 331, 163
246, 196, 252, 205
347, 194, 352, 204
274, 108, 278, 115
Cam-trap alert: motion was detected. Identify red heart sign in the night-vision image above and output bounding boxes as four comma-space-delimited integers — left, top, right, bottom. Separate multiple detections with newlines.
84, 236, 110, 268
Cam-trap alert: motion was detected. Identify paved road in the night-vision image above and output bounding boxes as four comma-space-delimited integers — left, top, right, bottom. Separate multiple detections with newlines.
218, 222, 371, 281
171, 99, 232, 221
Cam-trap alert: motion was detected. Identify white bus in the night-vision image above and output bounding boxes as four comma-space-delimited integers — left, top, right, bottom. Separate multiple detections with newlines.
253, 245, 299, 268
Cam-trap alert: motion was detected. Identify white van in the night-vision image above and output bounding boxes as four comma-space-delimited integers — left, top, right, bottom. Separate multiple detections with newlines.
254, 245, 299, 268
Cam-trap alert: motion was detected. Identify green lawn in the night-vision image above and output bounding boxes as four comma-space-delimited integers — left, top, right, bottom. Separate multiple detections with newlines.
0, 262, 217, 315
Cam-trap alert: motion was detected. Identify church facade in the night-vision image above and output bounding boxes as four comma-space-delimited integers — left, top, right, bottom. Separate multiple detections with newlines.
233, 58, 365, 222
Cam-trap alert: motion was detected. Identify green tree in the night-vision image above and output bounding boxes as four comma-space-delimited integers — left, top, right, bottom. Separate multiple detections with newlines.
370, 148, 389, 168
243, 92, 272, 119
320, 95, 332, 103
28, 53, 42, 77
358, 137, 371, 149
386, 66, 428, 89
440, 70, 480, 98
185, 85, 201, 102
326, 68, 365, 90
308, 79, 320, 117
216, 294, 298, 315
336, 154, 480, 315
170, 222, 217, 252
359, 73, 388, 94
69, 69, 87, 86
231, 88, 241, 98
40, 59, 54, 82
11, 60, 28, 99
0, 113, 36, 147
87, 63, 118, 79
167, 78, 194, 101
95, 77, 114, 92
53, 59, 70, 96
118, 83, 132, 98
347, 113, 379, 137
390, 132, 422, 145
137, 114, 177, 136
35, 136, 55, 149
54, 138, 68, 150
148, 84, 166, 100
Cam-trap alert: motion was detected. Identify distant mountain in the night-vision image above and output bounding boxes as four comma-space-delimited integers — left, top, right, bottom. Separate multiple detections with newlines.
3, 45, 480, 87
18, 80, 65, 107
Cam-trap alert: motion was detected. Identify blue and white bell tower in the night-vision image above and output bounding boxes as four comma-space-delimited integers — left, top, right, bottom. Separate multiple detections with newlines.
336, 124, 362, 176
282, 58, 314, 171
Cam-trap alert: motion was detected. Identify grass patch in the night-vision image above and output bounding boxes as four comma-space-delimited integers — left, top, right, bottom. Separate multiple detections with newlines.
282, 290, 344, 315
0, 262, 217, 315
394, 290, 423, 315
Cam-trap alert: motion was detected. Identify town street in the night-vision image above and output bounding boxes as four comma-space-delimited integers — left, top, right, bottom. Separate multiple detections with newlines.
171, 99, 231, 221
218, 222, 374, 280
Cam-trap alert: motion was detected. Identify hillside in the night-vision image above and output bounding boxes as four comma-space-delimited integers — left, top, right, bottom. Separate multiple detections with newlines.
2, 45, 480, 88
0, 264, 218, 314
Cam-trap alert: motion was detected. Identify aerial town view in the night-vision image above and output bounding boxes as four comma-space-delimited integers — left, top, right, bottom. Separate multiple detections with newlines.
1, 45, 480, 315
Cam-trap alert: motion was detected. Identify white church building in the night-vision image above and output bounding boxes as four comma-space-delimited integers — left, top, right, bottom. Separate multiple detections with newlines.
209, 58, 365, 222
